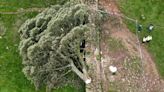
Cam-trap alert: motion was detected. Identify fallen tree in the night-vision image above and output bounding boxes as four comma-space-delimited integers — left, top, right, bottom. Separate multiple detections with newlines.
19, 1, 105, 92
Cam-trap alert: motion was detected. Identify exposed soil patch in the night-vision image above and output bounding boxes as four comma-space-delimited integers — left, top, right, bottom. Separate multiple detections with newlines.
86, 0, 164, 92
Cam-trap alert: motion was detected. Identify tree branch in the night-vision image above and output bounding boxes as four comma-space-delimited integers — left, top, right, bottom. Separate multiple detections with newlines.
57, 50, 91, 83
70, 60, 90, 83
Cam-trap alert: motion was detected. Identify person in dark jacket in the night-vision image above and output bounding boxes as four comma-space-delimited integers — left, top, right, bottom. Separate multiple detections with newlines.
137, 24, 143, 32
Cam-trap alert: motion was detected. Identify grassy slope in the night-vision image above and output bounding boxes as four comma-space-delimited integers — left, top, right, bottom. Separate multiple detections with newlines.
0, 0, 84, 92
0, 0, 67, 12
118, 0, 164, 77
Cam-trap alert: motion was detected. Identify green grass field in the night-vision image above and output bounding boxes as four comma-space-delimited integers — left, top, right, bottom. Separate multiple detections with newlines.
0, 0, 84, 92
118, 0, 164, 78
0, 0, 67, 12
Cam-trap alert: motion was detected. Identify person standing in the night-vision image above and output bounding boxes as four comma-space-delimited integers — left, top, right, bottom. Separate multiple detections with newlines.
137, 24, 143, 32
148, 24, 154, 32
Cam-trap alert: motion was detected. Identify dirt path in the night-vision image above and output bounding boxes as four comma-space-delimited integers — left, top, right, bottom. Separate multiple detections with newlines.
99, 0, 164, 91
86, 0, 164, 92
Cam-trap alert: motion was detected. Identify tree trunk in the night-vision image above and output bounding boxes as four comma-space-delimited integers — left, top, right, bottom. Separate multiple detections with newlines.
70, 61, 91, 83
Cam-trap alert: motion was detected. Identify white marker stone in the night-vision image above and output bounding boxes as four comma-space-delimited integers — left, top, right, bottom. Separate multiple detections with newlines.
109, 66, 117, 73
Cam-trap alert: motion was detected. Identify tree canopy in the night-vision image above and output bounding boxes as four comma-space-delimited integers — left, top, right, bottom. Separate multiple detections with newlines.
19, 2, 105, 92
